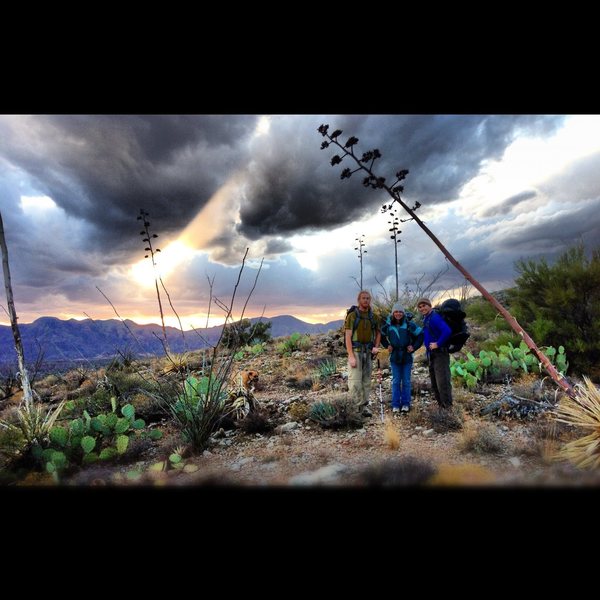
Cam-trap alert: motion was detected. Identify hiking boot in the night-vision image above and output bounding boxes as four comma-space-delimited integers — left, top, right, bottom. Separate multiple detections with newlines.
362, 408, 373, 418
401, 405, 410, 413
392, 407, 400, 414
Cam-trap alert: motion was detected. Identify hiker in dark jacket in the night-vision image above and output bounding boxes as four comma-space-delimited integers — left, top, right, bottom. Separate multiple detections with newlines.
417, 297, 453, 408
380, 302, 423, 414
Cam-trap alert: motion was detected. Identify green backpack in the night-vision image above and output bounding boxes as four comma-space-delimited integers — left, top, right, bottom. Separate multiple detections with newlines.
346, 305, 376, 349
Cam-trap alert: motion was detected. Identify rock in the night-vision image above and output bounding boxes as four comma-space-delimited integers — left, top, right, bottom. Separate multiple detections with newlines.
508, 457, 521, 468
276, 422, 299, 434
423, 429, 435, 436
289, 463, 348, 485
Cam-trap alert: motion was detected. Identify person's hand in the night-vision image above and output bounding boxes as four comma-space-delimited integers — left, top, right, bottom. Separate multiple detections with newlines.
349, 355, 357, 368
429, 342, 438, 350
407, 345, 414, 353
371, 346, 380, 355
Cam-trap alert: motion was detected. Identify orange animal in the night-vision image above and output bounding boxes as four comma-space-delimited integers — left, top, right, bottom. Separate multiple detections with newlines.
240, 369, 259, 391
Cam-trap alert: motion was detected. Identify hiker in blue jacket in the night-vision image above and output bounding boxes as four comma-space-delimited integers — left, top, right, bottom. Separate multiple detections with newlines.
380, 302, 424, 414
417, 297, 453, 409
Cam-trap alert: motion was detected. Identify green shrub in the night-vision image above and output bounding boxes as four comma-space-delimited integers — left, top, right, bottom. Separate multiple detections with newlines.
222, 318, 272, 349
308, 394, 363, 429
466, 298, 500, 325
479, 332, 522, 353
508, 243, 600, 375
276, 333, 312, 355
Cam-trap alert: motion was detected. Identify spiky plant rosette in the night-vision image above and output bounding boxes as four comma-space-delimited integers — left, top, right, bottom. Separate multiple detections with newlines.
553, 376, 600, 469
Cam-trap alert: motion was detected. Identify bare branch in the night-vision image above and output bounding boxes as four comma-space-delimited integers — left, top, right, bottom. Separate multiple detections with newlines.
0, 211, 33, 407
95, 286, 147, 354
159, 276, 186, 349
349, 275, 362, 291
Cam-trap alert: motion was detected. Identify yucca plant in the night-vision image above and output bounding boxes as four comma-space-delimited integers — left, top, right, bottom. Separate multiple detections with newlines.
0, 399, 66, 448
553, 376, 600, 469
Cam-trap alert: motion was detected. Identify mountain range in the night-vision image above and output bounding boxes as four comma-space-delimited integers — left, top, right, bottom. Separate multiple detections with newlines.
0, 315, 343, 365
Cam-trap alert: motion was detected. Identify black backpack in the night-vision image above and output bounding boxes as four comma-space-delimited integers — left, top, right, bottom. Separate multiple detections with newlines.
435, 299, 470, 353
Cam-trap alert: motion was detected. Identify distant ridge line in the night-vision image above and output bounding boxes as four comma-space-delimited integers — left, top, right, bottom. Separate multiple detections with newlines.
0, 314, 343, 363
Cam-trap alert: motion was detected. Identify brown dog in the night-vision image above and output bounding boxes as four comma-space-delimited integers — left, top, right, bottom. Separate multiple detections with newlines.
240, 369, 259, 391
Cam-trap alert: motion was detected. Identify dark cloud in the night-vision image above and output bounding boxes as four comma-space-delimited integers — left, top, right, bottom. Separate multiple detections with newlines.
498, 201, 600, 251
0, 115, 258, 261
263, 238, 293, 256
481, 190, 538, 217
235, 115, 566, 241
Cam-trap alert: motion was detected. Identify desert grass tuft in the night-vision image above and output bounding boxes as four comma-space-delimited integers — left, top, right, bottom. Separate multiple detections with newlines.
429, 463, 496, 486
459, 422, 504, 454
383, 417, 400, 450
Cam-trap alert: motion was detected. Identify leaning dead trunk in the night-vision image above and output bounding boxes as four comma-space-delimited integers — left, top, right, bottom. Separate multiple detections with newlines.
0, 210, 33, 406
318, 125, 575, 399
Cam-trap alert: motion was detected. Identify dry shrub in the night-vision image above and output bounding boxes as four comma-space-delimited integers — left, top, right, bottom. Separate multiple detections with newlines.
384, 417, 400, 450
309, 393, 363, 430
459, 422, 504, 454
288, 400, 310, 422
65, 369, 93, 391
429, 463, 496, 486
237, 409, 274, 434
428, 405, 464, 433
514, 413, 574, 461
359, 456, 436, 486
406, 404, 430, 427
284, 377, 312, 390
512, 372, 555, 403
453, 388, 478, 414
285, 364, 314, 390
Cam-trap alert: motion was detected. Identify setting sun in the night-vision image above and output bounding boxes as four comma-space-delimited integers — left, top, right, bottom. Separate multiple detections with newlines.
130, 240, 195, 287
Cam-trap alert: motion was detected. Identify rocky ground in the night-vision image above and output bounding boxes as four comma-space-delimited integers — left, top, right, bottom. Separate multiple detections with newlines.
16, 331, 594, 488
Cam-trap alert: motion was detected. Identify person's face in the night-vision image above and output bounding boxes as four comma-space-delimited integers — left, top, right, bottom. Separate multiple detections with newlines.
393, 310, 404, 320
358, 293, 371, 308
417, 302, 431, 316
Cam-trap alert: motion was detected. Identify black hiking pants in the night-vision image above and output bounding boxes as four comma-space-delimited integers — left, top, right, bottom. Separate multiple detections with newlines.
429, 348, 453, 408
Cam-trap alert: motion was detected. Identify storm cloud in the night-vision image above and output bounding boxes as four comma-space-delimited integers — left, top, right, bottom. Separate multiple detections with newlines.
481, 190, 538, 217
0, 114, 597, 327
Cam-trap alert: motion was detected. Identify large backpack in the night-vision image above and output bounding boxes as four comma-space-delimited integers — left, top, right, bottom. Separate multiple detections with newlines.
435, 299, 470, 353
346, 305, 376, 349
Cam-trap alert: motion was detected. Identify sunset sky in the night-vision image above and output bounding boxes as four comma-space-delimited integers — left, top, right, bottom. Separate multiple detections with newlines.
1, 114, 599, 329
